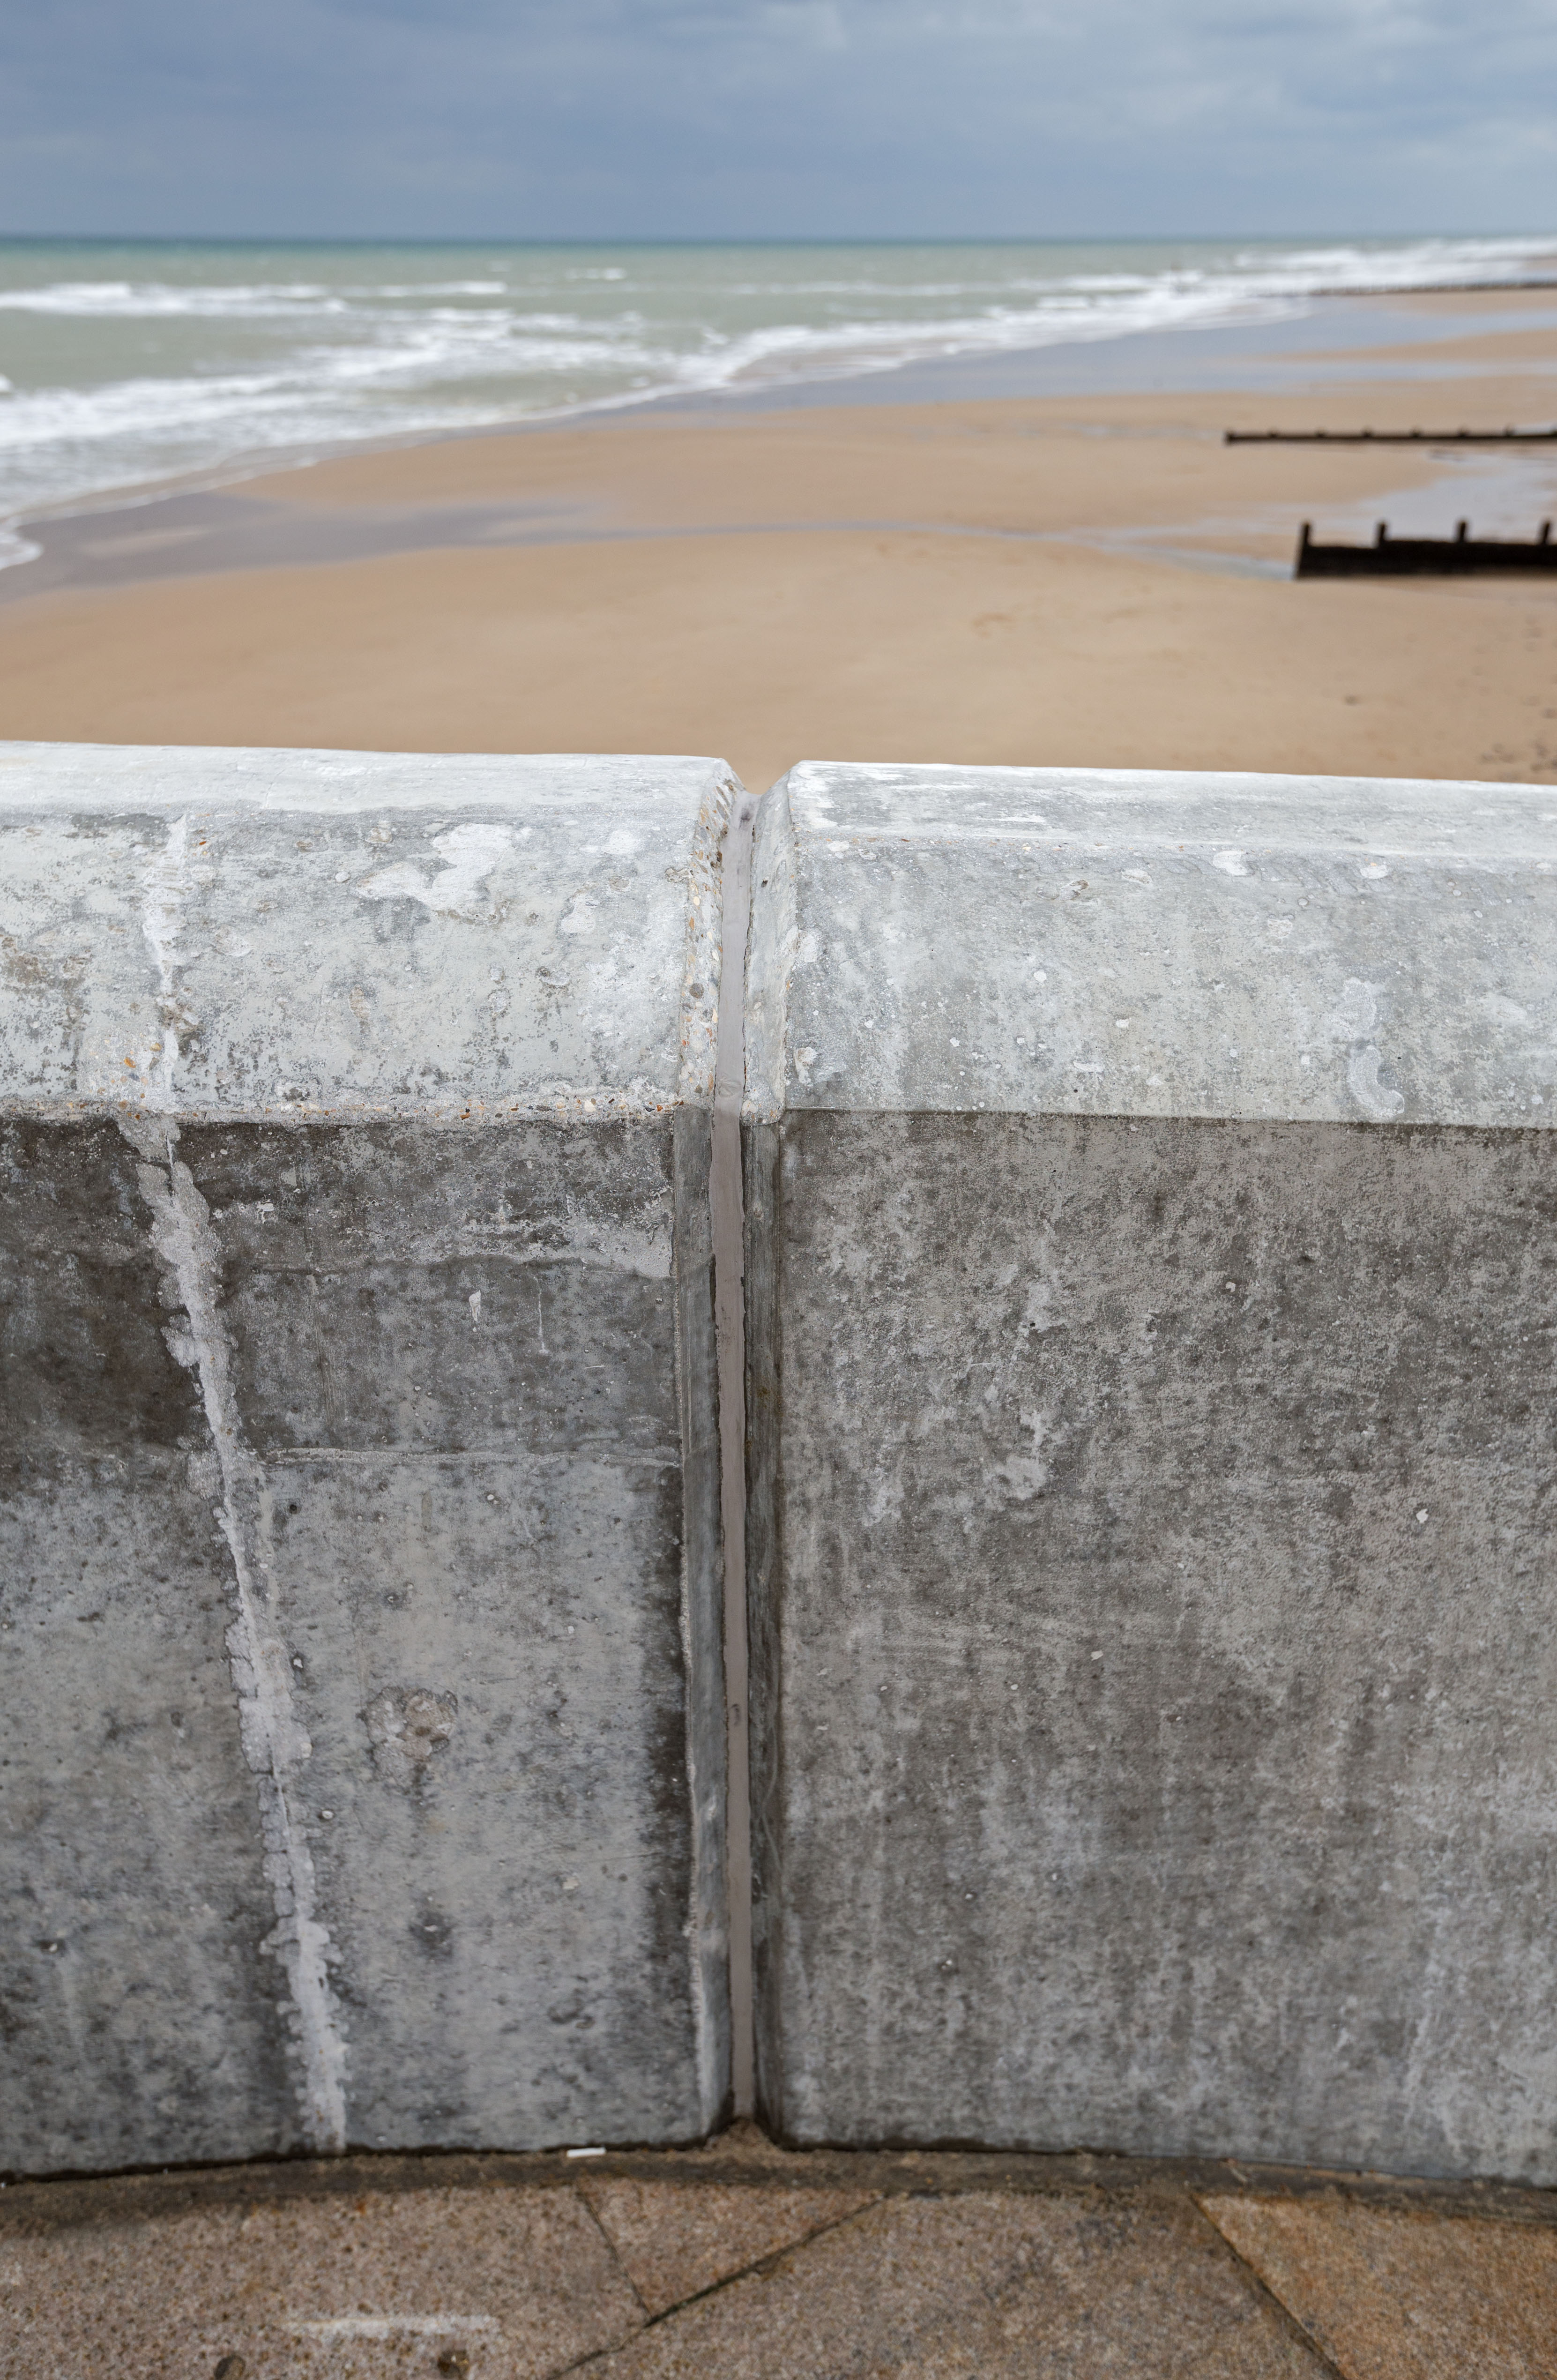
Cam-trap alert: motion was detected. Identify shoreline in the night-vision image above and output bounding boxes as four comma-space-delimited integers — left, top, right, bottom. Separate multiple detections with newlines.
0, 288, 1554, 794
8, 283, 1557, 564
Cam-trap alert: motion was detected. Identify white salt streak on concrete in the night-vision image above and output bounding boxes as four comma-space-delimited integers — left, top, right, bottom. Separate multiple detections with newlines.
130, 1120, 350, 2153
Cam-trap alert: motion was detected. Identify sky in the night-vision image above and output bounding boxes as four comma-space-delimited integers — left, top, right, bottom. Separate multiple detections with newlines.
1, 0, 1554, 241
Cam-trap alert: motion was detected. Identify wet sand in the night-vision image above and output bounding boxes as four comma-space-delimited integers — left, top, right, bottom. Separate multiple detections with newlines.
1, 290, 1556, 793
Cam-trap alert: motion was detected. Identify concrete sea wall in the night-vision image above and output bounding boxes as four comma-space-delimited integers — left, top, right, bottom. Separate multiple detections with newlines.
3, 742, 1554, 2184
0, 745, 735, 2171
743, 762, 1557, 2183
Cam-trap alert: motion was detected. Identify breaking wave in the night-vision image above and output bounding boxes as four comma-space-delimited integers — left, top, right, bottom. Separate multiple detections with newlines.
0, 232, 1552, 553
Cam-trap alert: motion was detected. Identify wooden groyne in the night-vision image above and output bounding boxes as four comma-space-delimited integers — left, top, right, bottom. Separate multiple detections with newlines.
1228, 425, 1557, 445
1295, 519, 1557, 576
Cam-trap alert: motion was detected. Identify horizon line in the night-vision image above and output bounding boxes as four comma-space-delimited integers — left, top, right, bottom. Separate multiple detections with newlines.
0, 226, 1548, 250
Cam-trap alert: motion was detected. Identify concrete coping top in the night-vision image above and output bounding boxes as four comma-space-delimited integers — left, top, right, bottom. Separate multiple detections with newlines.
0, 744, 737, 1122
744, 761, 1557, 1127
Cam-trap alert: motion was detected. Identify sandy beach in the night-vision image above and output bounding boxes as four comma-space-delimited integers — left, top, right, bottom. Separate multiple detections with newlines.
2, 287, 1556, 792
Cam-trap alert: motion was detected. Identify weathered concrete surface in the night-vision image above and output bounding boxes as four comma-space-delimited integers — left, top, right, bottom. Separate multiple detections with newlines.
0, 745, 738, 2172
744, 762, 1557, 2180
745, 762, 1556, 1130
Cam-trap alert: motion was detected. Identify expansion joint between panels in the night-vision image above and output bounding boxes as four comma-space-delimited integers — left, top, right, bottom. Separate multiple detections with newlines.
712, 788, 761, 2122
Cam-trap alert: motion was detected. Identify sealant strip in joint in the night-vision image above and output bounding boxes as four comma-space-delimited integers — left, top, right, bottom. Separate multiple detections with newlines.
713, 784, 760, 2120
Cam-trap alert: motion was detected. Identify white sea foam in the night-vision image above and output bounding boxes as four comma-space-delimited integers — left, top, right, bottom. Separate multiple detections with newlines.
0, 232, 1551, 558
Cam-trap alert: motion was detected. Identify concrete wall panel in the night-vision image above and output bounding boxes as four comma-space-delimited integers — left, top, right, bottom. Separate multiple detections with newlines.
744, 763, 1557, 2182
0, 747, 737, 2172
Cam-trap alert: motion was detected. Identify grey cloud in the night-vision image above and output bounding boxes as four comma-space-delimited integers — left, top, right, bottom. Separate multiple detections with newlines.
0, 0, 1552, 235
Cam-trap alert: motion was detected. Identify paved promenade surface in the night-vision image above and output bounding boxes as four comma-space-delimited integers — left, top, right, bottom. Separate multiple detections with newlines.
2, 2126, 1553, 2378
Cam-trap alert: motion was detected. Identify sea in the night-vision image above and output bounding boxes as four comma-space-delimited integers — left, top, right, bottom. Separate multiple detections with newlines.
1, 232, 1554, 566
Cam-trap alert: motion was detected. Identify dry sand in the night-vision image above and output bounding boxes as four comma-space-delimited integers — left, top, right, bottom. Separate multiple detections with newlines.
2, 294, 1556, 793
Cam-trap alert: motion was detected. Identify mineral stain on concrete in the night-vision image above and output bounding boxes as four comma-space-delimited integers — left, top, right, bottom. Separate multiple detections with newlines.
127, 1117, 350, 2153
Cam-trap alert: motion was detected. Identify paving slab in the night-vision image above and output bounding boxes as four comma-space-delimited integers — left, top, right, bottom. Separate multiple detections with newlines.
589, 2189, 1326, 2377
0, 2182, 642, 2380
5, 2149, 1552, 2380
1201, 2193, 1557, 2380
578, 2172, 878, 2316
